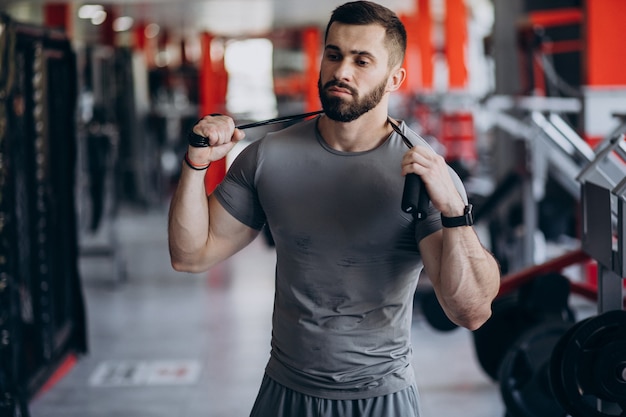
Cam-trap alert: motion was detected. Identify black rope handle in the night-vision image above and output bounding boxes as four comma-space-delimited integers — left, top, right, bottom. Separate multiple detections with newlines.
188, 110, 324, 147
388, 118, 430, 220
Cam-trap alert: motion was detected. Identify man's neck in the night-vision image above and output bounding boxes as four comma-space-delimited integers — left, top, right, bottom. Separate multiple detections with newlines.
318, 107, 393, 152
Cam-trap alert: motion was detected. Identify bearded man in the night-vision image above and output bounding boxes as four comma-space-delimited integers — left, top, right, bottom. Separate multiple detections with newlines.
168, 2, 500, 416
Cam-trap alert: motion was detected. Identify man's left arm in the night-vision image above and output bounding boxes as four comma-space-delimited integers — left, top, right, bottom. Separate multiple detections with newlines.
402, 144, 500, 330
419, 227, 500, 330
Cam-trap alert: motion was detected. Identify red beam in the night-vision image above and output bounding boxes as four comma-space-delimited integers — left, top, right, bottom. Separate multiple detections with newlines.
540, 40, 583, 55
497, 249, 625, 308
44, 3, 71, 35
417, 0, 433, 90
445, 0, 468, 89
585, 0, 626, 86
528, 8, 583, 27
498, 249, 590, 297
100, 5, 116, 46
199, 33, 228, 195
302, 27, 321, 113
34, 353, 78, 399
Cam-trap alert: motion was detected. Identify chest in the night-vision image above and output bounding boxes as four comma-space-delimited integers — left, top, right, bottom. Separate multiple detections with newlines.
255, 139, 413, 249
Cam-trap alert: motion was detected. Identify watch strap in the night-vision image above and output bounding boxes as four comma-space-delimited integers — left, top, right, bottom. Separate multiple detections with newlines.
441, 204, 474, 227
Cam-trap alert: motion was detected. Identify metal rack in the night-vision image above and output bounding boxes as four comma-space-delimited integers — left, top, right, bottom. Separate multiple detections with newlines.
578, 134, 626, 313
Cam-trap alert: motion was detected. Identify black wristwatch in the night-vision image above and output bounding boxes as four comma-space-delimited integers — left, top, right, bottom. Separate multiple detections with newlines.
441, 204, 474, 228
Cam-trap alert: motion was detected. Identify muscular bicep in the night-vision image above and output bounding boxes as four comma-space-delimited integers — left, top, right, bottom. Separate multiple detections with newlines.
204, 195, 261, 266
171, 195, 260, 273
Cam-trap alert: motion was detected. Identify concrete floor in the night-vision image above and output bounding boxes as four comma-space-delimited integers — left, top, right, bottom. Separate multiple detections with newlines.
29, 203, 509, 417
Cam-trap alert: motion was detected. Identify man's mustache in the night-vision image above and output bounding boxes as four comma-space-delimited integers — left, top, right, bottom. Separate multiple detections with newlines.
323, 80, 357, 96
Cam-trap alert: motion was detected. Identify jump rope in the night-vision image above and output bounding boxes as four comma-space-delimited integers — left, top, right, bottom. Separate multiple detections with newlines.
187, 111, 430, 219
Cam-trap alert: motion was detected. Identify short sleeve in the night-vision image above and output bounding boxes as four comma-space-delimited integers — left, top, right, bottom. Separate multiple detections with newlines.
213, 141, 267, 230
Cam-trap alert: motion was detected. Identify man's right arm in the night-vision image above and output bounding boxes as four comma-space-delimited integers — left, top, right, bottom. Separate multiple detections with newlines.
167, 115, 259, 273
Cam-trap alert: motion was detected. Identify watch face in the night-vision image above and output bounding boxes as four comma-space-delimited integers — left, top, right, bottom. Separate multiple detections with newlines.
465, 204, 474, 225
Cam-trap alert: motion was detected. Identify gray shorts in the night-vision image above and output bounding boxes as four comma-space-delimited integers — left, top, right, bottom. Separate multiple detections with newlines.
249, 374, 421, 417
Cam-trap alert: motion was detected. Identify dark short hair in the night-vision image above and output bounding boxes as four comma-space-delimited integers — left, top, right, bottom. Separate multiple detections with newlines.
324, 1, 407, 68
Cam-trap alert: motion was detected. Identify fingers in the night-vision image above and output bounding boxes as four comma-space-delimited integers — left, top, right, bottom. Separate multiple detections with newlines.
401, 146, 443, 177
401, 146, 465, 215
187, 115, 245, 164
193, 114, 244, 147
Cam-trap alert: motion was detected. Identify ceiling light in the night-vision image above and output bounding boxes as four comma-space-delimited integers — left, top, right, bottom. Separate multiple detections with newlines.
145, 23, 160, 39
91, 10, 107, 25
78, 4, 103, 19
155, 50, 170, 67
113, 16, 134, 32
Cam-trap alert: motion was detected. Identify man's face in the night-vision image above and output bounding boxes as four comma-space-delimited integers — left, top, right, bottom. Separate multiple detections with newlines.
318, 23, 392, 122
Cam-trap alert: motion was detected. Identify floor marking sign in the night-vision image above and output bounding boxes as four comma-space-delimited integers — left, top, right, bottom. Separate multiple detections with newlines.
89, 360, 202, 387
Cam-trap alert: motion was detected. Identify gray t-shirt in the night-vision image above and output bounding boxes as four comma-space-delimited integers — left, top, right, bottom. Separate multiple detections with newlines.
214, 117, 467, 400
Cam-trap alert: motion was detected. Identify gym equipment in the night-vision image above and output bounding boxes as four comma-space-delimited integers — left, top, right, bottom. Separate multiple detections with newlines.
0, 15, 21, 417
578, 144, 626, 313
485, 99, 589, 269
496, 287, 625, 417
547, 132, 626, 416
549, 310, 626, 417
75, 48, 126, 284
421, 229, 588, 336
473, 295, 530, 381
498, 249, 589, 298
517, 272, 576, 322
0, 14, 86, 416
498, 321, 570, 417
547, 318, 590, 416
473, 272, 575, 381
85, 107, 112, 232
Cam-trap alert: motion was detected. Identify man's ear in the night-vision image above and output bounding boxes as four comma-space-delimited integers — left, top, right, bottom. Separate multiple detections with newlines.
387, 67, 407, 92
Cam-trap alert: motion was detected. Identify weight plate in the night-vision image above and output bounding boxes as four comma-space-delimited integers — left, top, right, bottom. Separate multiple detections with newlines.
550, 310, 626, 417
549, 318, 591, 416
499, 320, 570, 417
595, 340, 626, 404
473, 274, 576, 382
473, 295, 535, 381
518, 273, 576, 322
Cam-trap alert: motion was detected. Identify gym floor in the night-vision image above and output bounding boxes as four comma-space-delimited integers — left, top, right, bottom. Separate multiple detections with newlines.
27, 203, 594, 417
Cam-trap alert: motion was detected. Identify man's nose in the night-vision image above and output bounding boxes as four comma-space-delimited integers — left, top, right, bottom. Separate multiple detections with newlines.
332, 59, 353, 82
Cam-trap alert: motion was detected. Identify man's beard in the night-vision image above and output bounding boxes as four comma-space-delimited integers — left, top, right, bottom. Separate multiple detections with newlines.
318, 77, 387, 122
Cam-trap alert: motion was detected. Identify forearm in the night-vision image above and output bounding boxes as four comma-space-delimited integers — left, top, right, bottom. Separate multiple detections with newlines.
437, 227, 500, 330
168, 161, 212, 272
